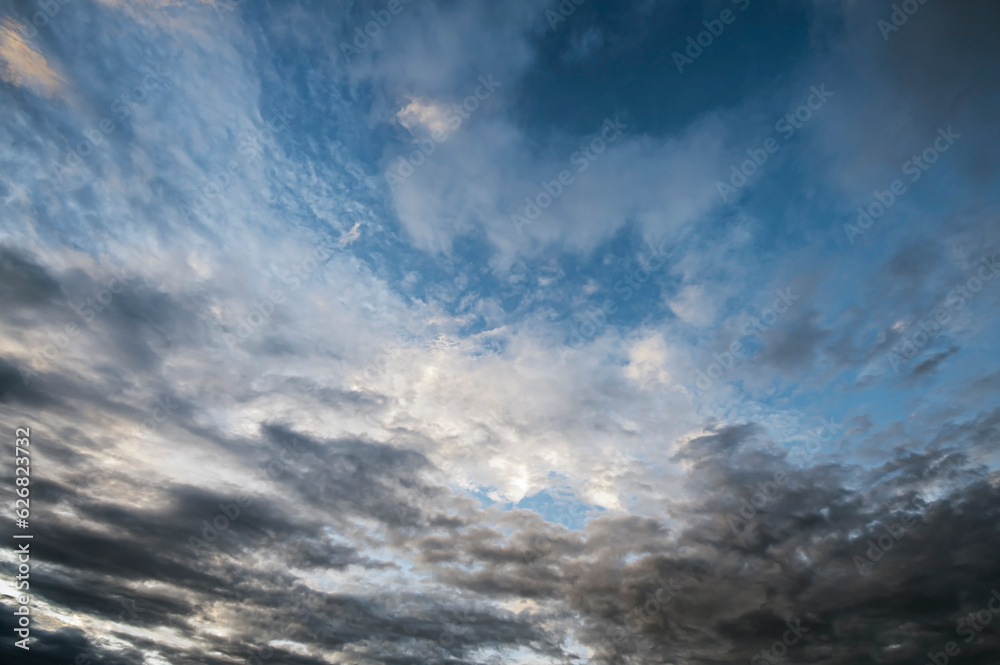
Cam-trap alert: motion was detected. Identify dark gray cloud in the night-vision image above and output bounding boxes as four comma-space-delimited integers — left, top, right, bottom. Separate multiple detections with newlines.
0, 245, 63, 309
3, 337, 1000, 665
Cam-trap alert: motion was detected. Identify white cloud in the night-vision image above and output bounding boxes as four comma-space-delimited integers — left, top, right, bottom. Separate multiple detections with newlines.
396, 97, 454, 138
0, 19, 65, 97
624, 332, 672, 388
668, 284, 715, 327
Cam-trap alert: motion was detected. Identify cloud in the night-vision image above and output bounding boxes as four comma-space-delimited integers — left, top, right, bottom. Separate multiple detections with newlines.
623, 332, 672, 388
1, 1, 999, 663
396, 97, 455, 139
561, 26, 604, 63
668, 284, 714, 327
0, 19, 64, 97
2, 232, 999, 663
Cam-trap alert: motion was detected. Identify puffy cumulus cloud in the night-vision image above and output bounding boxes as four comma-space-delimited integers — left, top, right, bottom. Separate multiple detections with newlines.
395, 97, 455, 139
623, 332, 672, 389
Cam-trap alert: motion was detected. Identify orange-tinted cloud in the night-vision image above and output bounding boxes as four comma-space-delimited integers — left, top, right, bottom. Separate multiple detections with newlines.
0, 19, 64, 97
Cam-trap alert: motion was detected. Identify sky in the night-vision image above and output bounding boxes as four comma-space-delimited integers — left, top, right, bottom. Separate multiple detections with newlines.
0, 0, 999, 663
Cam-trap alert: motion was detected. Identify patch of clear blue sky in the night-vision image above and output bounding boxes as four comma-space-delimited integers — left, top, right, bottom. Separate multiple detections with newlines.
516, 483, 606, 530
466, 481, 604, 531
516, 0, 820, 140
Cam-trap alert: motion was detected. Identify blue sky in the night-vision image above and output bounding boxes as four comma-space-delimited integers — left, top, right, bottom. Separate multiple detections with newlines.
1, 0, 999, 663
